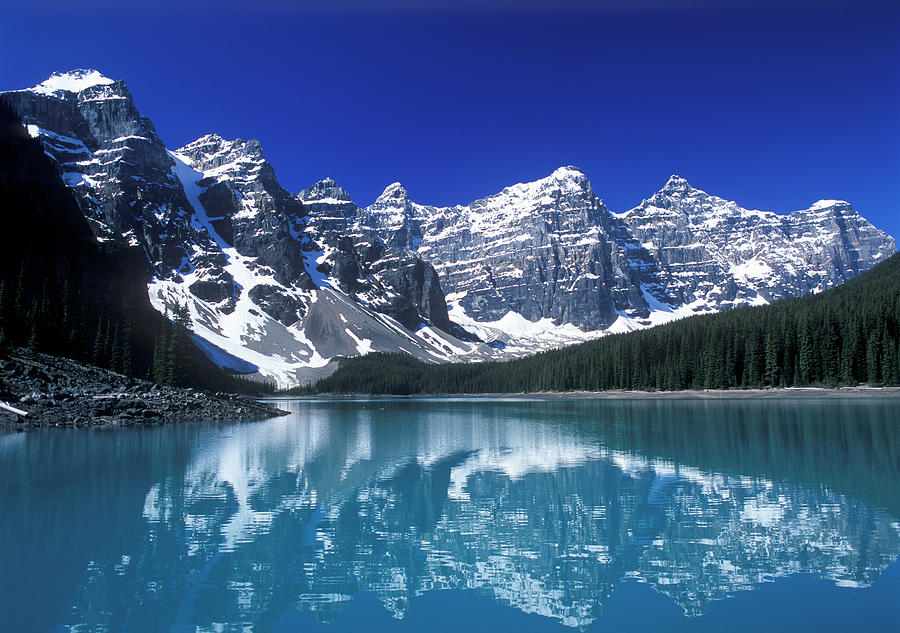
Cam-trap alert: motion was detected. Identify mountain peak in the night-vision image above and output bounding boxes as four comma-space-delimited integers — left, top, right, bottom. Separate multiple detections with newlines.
316, 177, 338, 187
505, 166, 592, 199
193, 133, 226, 145
809, 199, 851, 211
31, 69, 116, 96
176, 133, 228, 155
550, 165, 586, 179
375, 182, 410, 205
180, 134, 265, 158
300, 178, 353, 203
661, 174, 692, 193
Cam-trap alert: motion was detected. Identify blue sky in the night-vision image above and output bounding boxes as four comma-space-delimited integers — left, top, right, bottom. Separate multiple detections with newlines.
2, 1, 898, 238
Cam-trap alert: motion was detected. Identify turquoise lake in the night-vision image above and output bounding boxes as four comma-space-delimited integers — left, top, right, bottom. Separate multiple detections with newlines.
1, 397, 899, 632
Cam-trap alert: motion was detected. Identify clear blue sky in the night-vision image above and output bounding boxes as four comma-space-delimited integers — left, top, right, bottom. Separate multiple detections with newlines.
2, 1, 898, 238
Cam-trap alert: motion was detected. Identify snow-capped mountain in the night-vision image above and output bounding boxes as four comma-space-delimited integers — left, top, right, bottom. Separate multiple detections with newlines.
362, 167, 648, 329
618, 175, 896, 309
3, 70, 895, 386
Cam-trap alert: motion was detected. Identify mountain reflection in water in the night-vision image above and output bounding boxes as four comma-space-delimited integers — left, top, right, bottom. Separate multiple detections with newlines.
1, 398, 898, 632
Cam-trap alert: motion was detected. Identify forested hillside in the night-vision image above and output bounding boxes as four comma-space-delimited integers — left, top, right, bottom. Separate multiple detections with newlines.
316, 252, 900, 394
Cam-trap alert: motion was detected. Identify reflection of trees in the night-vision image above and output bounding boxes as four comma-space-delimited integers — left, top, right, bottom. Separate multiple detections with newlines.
4, 398, 898, 631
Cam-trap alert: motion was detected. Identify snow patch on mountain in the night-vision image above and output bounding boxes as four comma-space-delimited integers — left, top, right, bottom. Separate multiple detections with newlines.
445, 299, 604, 356
810, 199, 849, 210
606, 289, 717, 335
31, 69, 116, 96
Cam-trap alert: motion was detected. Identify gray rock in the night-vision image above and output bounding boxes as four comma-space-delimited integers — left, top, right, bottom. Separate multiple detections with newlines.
189, 271, 236, 304
247, 284, 305, 326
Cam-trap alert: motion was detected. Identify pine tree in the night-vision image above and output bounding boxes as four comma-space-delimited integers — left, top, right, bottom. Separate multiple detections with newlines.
840, 322, 859, 383
27, 320, 38, 351
109, 324, 121, 373
60, 277, 71, 356
881, 330, 897, 384
781, 325, 796, 386
92, 317, 105, 366
71, 296, 89, 361
820, 320, 838, 384
122, 329, 133, 377
151, 312, 176, 386
151, 335, 164, 384
39, 277, 51, 346
896, 294, 900, 331
866, 337, 881, 385
165, 324, 176, 386
102, 319, 113, 368
744, 331, 763, 387
13, 262, 26, 338
121, 294, 134, 376
172, 302, 192, 331
797, 314, 813, 384
764, 331, 779, 387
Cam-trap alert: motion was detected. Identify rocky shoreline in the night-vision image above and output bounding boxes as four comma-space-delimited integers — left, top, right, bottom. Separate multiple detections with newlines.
0, 350, 288, 429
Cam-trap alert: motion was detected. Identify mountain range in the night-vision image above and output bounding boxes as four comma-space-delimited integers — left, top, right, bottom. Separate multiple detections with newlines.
3, 70, 895, 386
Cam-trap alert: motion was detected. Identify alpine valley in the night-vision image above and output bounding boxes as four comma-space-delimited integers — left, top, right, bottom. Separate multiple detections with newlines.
3, 70, 895, 386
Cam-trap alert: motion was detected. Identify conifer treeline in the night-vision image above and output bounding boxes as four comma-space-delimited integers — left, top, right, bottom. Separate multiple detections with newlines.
316, 252, 900, 394
0, 257, 144, 375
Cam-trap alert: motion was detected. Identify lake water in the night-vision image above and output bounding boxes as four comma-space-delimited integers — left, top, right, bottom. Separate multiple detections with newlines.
1, 397, 899, 632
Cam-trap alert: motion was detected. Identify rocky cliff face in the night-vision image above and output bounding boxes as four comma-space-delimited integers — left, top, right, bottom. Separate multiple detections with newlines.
2, 71, 203, 270
175, 134, 309, 286
357, 170, 895, 341
618, 175, 897, 310
298, 178, 451, 333
361, 167, 652, 331
3, 70, 895, 386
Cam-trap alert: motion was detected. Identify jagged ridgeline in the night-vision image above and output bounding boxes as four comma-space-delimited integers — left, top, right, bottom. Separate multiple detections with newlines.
0, 100, 272, 394
315, 252, 900, 394
2, 70, 895, 388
